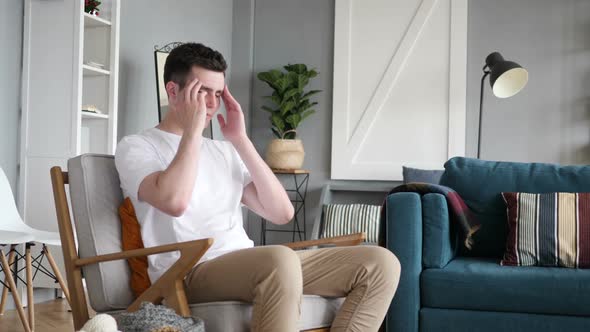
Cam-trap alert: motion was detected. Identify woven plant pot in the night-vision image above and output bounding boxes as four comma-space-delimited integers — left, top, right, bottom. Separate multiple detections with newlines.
265, 139, 305, 170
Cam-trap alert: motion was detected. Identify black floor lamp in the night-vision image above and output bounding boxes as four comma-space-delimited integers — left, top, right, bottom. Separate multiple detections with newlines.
478, 52, 529, 158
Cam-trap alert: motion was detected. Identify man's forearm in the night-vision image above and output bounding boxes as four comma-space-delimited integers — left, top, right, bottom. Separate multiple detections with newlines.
233, 137, 294, 222
156, 133, 202, 210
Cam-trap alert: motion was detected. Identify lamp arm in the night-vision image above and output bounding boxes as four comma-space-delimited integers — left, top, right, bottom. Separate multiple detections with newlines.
477, 70, 491, 159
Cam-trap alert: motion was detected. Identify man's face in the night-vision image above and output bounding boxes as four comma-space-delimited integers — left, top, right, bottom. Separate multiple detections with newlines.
170, 66, 225, 125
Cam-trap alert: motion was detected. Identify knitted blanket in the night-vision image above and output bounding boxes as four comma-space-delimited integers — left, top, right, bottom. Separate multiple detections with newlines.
116, 302, 205, 332
381, 182, 480, 249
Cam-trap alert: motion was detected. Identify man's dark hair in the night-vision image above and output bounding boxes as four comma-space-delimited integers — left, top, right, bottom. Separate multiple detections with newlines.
164, 42, 227, 89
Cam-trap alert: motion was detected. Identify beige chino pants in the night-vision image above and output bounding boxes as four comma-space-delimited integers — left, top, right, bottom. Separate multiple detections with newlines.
184, 245, 400, 332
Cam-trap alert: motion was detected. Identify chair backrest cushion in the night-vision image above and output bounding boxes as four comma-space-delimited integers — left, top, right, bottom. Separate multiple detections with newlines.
440, 157, 590, 258
68, 154, 134, 311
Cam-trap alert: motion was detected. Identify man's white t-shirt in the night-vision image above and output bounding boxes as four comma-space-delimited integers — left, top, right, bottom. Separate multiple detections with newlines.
114, 127, 254, 282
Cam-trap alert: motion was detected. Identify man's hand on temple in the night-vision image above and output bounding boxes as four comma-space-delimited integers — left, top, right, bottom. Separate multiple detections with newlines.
218, 85, 248, 143
174, 78, 208, 138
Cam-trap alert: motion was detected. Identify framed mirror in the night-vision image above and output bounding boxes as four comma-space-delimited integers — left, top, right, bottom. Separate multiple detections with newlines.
154, 42, 213, 138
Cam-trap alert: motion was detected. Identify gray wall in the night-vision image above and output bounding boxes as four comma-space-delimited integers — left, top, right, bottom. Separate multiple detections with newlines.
238, 0, 338, 244
118, 0, 234, 138
467, 0, 590, 163
229, 0, 255, 135
242, 0, 590, 243
0, 0, 23, 191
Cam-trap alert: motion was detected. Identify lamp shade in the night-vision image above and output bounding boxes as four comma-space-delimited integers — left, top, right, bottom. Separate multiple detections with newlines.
485, 52, 528, 98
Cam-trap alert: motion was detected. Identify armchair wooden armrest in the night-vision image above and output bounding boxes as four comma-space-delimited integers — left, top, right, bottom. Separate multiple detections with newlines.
282, 232, 366, 250
75, 239, 213, 316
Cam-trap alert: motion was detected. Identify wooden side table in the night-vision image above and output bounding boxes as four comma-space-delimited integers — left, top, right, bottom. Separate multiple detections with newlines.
260, 169, 310, 245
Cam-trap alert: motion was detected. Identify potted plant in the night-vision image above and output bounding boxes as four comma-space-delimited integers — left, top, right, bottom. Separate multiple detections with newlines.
257, 64, 321, 170
85, 0, 101, 15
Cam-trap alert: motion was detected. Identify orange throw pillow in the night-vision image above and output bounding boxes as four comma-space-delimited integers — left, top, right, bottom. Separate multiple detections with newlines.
119, 197, 151, 298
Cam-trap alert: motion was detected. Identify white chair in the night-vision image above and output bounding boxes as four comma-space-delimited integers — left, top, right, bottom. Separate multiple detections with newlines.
0, 231, 34, 332
0, 167, 70, 331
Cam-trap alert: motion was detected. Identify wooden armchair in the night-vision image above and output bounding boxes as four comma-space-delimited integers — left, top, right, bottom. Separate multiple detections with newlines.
50, 154, 365, 331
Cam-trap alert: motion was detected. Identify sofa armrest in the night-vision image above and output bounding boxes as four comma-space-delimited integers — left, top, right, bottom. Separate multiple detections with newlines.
422, 193, 457, 269
384, 192, 422, 332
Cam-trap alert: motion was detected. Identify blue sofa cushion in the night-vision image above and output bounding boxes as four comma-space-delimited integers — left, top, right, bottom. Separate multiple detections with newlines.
440, 157, 590, 258
420, 308, 590, 332
421, 257, 590, 316
422, 193, 456, 268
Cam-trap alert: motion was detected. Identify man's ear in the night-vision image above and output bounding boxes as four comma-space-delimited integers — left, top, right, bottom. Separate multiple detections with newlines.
165, 81, 178, 100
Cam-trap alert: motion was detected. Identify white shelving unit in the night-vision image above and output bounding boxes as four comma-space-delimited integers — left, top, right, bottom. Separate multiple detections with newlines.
83, 64, 111, 76
20, 0, 120, 289
82, 112, 110, 120
83, 12, 112, 27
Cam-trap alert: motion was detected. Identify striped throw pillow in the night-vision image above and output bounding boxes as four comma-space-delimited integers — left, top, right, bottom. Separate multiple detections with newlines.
321, 204, 381, 244
501, 192, 590, 268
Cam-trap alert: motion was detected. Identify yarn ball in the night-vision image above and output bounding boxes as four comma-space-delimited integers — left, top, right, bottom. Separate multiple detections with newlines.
79, 314, 118, 332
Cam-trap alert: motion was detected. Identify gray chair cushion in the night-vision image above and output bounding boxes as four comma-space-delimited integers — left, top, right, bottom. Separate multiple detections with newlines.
68, 154, 134, 311
402, 166, 444, 184
192, 296, 344, 331
109, 296, 344, 332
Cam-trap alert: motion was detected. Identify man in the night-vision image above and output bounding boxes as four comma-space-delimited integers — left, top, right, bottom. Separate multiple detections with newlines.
115, 42, 400, 332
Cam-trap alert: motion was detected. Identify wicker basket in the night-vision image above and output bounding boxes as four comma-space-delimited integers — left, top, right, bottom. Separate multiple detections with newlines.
265, 139, 305, 170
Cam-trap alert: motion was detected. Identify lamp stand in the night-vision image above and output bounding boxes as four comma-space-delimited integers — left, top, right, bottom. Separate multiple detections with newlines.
477, 68, 490, 159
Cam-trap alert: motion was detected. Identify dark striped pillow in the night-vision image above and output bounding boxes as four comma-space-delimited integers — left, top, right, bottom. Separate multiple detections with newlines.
501, 192, 590, 268
321, 204, 381, 244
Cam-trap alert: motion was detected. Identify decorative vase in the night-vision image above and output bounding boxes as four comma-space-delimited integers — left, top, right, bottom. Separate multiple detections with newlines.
265, 139, 305, 170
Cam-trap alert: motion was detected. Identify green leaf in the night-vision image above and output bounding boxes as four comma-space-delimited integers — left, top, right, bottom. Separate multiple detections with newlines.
262, 94, 281, 106
286, 114, 301, 127
284, 63, 307, 74
271, 114, 285, 131
297, 99, 310, 111
271, 128, 282, 139
257, 69, 283, 83
300, 109, 316, 122
277, 76, 291, 93
283, 88, 299, 101
302, 101, 318, 111
286, 71, 299, 86
257, 70, 284, 92
302, 90, 321, 99
271, 92, 281, 105
297, 74, 310, 90
307, 69, 318, 78
280, 100, 296, 116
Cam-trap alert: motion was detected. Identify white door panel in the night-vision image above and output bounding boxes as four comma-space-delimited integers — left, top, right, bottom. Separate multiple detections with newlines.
332, 0, 467, 180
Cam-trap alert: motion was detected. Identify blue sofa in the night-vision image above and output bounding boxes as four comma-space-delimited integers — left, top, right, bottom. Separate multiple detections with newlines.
385, 157, 590, 331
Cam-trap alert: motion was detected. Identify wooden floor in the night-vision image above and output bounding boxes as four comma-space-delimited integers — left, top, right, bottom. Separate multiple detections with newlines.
0, 299, 74, 332
0, 299, 385, 331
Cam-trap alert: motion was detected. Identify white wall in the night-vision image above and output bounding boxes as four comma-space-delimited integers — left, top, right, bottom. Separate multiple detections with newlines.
0, 0, 23, 191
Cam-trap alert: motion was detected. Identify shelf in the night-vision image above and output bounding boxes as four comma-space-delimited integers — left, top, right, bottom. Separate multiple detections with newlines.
83, 12, 111, 28
83, 64, 110, 76
82, 112, 109, 120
